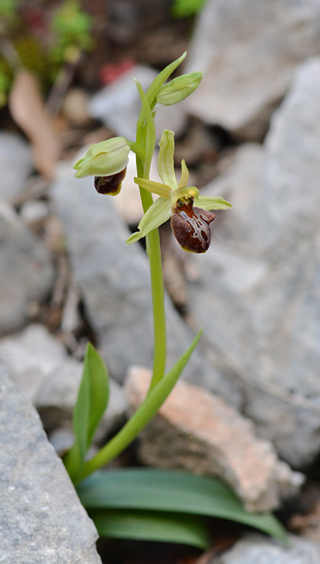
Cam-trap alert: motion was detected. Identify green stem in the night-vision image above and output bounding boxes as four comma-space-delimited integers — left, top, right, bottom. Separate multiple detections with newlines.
145, 203, 167, 390
135, 120, 167, 391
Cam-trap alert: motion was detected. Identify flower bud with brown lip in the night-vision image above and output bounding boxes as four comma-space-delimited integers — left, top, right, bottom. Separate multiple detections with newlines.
94, 168, 127, 196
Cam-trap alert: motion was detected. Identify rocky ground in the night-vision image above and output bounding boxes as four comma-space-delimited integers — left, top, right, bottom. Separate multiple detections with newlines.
2, 1, 320, 563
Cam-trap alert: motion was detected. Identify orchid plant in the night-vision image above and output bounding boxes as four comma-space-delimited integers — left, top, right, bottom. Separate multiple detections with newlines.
65, 52, 231, 480
73, 52, 230, 392
62, 53, 286, 551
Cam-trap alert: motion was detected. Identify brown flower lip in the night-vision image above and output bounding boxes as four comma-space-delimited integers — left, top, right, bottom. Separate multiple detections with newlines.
171, 199, 216, 253
94, 168, 127, 195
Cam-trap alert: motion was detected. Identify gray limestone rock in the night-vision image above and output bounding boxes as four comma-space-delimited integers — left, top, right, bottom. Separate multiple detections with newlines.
213, 534, 320, 564
50, 161, 220, 392
0, 324, 128, 439
0, 202, 54, 335
0, 324, 66, 402
184, 0, 320, 138
187, 58, 320, 468
38, 360, 128, 440
199, 144, 265, 246
0, 363, 101, 564
0, 131, 33, 202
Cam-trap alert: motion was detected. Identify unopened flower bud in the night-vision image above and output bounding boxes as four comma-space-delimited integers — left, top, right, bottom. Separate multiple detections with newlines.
94, 168, 127, 196
74, 137, 130, 178
171, 199, 216, 253
157, 72, 202, 106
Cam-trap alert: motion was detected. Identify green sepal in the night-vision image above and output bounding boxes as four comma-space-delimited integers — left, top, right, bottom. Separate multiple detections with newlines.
126, 197, 172, 245
194, 195, 232, 210
158, 130, 178, 189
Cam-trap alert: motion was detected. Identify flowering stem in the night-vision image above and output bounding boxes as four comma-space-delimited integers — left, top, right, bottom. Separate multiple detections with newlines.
145, 216, 167, 390
135, 114, 167, 391
132, 58, 190, 390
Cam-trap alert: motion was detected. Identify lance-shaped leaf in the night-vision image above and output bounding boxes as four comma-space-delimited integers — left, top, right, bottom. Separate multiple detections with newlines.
72, 331, 202, 483
63, 343, 109, 480
77, 469, 287, 544
89, 508, 210, 550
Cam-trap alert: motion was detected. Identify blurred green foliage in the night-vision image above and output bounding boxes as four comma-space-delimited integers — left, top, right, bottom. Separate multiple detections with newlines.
0, 0, 17, 24
171, 0, 207, 18
50, 0, 94, 65
0, 0, 94, 105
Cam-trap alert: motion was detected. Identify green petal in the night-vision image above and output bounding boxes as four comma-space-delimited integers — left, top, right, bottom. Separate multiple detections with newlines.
195, 195, 232, 210
126, 198, 172, 245
134, 177, 172, 199
178, 159, 189, 188
158, 130, 178, 190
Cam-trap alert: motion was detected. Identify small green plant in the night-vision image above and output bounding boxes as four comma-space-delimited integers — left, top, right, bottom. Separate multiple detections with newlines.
0, 0, 93, 105
63, 54, 286, 548
49, 0, 94, 68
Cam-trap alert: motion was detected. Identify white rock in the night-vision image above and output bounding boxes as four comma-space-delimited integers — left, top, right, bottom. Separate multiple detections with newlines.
214, 534, 320, 564
0, 131, 33, 201
0, 324, 128, 440
187, 57, 320, 468
20, 199, 50, 224
0, 203, 54, 334
0, 324, 66, 402
185, 0, 320, 138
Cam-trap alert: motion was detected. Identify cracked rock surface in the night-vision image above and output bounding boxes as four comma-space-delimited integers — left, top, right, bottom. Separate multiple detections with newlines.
0, 364, 101, 564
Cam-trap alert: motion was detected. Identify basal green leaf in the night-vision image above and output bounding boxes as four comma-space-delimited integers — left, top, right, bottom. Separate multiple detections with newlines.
73, 331, 202, 483
77, 469, 287, 543
63, 343, 109, 479
89, 508, 210, 549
